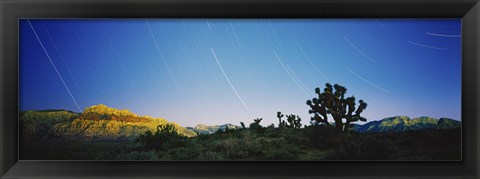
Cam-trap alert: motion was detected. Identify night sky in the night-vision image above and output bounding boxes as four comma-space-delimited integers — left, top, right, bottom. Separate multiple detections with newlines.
20, 19, 461, 127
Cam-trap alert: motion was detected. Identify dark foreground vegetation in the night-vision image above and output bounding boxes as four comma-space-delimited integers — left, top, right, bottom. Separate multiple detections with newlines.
22, 125, 461, 160
20, 83, 461, 160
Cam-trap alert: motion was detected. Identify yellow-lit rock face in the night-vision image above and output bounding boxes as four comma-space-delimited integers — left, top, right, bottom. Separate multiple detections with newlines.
21, 104, 197, 141
83, 104, 137, 118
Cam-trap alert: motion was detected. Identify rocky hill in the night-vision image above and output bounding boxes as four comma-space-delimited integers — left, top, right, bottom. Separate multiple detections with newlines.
186, 123, 240, 135
352, 116, 461, 133
20, 104, 196, 141
21, 104, 461, 141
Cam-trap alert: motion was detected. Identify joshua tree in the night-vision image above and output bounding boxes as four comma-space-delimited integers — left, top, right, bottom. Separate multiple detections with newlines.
306, 83, 367, 132
277, 112, 286, 128
249, 118, 264, 131
277, 112, 302, 129
240, 122, 246, 129
285, 114, 302, 129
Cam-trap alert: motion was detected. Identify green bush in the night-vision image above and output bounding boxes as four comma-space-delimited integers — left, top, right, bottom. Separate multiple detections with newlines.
249, 118, 265, 134
136, 124, 187, 151
306, 125, 343, 149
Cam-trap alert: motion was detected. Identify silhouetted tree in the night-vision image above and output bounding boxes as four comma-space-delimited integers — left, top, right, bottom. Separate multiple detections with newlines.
306, 83, 367, 132
277, 112, 302, 129
249, 118, 265, 133
250, 118, 263, 128
277, 112, 287, 128
286, 114, 302, 129
240, 122, 246, 129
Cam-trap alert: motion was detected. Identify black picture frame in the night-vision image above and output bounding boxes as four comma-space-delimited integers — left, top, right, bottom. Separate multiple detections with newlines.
1, 0, 479, 178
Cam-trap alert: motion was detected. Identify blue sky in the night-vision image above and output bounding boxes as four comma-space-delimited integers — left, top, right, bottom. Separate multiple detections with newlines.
19, 19, 461, 127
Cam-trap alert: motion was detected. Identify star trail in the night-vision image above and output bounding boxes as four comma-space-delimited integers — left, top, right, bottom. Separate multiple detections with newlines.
20, 19, 461, 127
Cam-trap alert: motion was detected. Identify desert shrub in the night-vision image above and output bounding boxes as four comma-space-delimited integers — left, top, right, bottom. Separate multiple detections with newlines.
254, 135, 303, 160
323, 132, 393, 160
249, 118, 266, 134
195, 133, 212, 141
281, 128, 309, 146
215, 137, 262, 159
267, 123, 275, 129
115, 150, 159, 160
306, 125, 343, 149
263, 146, 300, 160
264, 128, 281, 138
199, 151, 223, 160
393, 129, 461, 160
169, 147, 200, 160
136, 124, 187, 151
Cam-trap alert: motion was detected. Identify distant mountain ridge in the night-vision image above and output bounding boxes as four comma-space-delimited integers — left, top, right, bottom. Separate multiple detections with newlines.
21, 104, 196, 141
186, 123, 240, 135
352, 116, 461, 133
21, 105, 461, 141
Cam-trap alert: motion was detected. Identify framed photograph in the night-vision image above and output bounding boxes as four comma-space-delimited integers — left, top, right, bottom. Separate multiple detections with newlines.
1, 0, 479, 178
